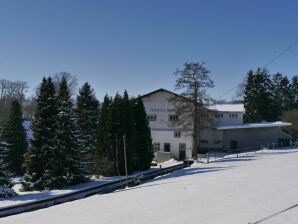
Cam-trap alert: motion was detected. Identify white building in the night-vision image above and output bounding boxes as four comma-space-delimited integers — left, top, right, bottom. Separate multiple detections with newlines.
141, 88, 291, 160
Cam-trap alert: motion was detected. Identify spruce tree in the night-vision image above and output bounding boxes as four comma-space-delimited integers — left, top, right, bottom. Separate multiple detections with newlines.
95, 95, 114, 176
133, 97, 154, 171
23, 77, 58, 191
290, 75, 298, 109
1, 99, 28, 175
118, 90, 136, 174
47, 77, 84, 188
271, 73, 291, 118
243, 70, 256, 122
0, 138, 17, 197
76, 83, 99, 174
243, 68, 275, 122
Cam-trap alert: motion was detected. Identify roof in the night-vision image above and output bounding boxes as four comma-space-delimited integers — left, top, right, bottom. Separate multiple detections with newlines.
208, 104, 244, 112
216, 121, 292, 130
141, 88, 190, 101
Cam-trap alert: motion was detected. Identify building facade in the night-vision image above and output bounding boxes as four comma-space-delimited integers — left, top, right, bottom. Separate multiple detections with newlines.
141, 89, 291, 160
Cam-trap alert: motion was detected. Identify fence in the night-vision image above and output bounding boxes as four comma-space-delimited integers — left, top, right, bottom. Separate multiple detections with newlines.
154, 151, 171, 163
196, 142, 297, 164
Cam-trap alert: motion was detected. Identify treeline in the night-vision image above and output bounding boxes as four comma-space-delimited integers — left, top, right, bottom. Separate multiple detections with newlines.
0, 75, 153, 196
96, 93, 153, 176
0, 79, 29, 125
243, 68, 298, 122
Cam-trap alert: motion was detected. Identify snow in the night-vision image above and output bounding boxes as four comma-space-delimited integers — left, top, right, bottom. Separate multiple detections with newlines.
0, 162, 176, 208
1, 148, 298, 224
23, 120, 32, 140
208, 103, 245, 112
217, 121, 292, 130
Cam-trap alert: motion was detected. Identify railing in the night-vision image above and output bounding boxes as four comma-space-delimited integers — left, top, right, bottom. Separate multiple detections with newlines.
197, 142, 297, 164
0, 163, 187, 218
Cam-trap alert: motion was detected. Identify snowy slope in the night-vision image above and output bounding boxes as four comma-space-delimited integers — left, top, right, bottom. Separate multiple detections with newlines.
2, 149, 298, 224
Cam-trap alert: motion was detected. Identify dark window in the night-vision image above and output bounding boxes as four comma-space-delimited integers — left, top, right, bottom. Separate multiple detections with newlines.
153, 142, 160, 151
164, 143, 171, 152
169, 114, 178, 121
147, 114, 157, 121
200, 140, 209, 144
174, 131, 181, 138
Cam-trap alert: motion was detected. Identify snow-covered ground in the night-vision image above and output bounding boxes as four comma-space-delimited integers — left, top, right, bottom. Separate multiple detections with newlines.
0, 160, 180, 208
2, 148, 298, 224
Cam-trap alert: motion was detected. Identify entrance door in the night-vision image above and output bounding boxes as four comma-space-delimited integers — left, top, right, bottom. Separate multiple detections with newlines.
179, 143, 186, 161
230, 140, 238, 150
164, 143, 171, 152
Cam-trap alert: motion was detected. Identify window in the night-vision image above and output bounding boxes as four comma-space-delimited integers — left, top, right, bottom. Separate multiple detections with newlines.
174, 131, 181, 138
215, 140, 222, 144
215, 113, 223, 118
164, 143, 171, 152
200, 140, 209, 144
202, 113, 209, 118
169, 114, 178, 121
153, 142, 160, 151
229, 113, 238, 118
147, 114, 157, 121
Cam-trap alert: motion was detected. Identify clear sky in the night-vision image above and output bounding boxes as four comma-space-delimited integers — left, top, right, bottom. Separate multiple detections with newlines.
0, 0, 297, 101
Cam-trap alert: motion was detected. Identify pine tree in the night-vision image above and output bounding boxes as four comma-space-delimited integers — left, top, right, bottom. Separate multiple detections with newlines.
243, 68, 275, 122
47, 77, 85, 188
95, 95, 114, 176
0, 139, 17, 197
133, 97, 153, 171
76, 83, 99, 174
23, 77, 58, 191
1, 99, 28, 175
118, 91, 136, 174
243, 70, 257, 122
271, 73, 291, 118
290, 75, 298, 109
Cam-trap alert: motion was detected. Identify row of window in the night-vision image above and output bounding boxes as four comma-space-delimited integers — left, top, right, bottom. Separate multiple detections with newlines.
148, 113, 239, 121
147, 114, 178, 121
153, 142, 186, 152
200, 140, 223, 145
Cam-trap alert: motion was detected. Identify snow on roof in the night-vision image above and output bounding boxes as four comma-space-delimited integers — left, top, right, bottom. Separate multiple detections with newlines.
208, 104, 245, 112
216, 121, 292, 130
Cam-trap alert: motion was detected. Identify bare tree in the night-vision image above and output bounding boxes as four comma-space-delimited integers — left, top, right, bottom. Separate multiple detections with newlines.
170, 62, 214, 158
52, 72, 78, 96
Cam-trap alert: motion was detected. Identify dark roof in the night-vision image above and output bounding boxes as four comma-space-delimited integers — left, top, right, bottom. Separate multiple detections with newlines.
141, 88, 189, 101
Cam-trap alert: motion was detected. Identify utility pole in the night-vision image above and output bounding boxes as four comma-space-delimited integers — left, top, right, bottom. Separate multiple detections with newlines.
123, 135, 128, 187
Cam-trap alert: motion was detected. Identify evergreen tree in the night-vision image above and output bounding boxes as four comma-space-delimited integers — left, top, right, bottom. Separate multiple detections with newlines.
23, 77, 58, 190
47, 77, 85, 188
118, 90, 136, 174
243, 70, 257, 122
271, 73, 291, 118
1, 99, 28, 175
290, 75, 298, 109
76, 83, 99, 174
133, 97, 153, 171
95, 95, 114, 176
0, 138, 17, 197
243, 68, 275, 122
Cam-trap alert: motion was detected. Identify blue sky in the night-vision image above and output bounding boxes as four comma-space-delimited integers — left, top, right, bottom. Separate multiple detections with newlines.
0, 0, 297, 101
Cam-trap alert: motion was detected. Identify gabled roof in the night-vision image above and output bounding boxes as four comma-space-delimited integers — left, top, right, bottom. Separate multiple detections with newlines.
141, 88, 189, 101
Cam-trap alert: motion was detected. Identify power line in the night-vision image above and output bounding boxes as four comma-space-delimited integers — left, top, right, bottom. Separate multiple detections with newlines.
217, 40, 298, 100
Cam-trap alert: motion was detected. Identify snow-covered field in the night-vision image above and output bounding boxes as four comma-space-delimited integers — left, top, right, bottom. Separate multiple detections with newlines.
0, 160, 179, 208
2, 148, 298, 224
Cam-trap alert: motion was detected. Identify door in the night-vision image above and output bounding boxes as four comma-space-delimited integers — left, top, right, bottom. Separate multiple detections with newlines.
179, 143, 186, 161
230, 140, 238, 150
164, 143, 171, 152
